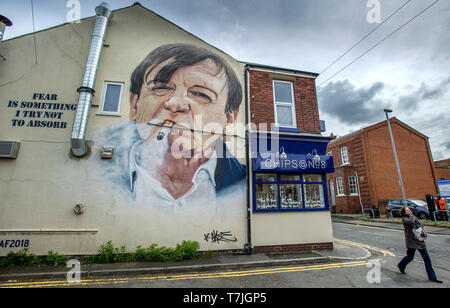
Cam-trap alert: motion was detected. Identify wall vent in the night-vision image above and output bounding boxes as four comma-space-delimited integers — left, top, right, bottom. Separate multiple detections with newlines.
0, 141, 20, 159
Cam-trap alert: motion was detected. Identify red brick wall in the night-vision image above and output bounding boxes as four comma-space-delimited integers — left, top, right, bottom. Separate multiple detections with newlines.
254, 242, 333, 253
249, 70, 321, 134
434, 159, 450, 180
326, 133, 371, 214
435, 167, 450, 180
364, 121, 438, 205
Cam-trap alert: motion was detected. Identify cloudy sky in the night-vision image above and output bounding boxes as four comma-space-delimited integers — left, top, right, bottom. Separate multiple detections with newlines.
2, 0, 450, 159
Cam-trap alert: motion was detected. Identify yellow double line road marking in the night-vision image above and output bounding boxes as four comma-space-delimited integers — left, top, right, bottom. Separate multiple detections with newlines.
1, 261, 368, 288
335, 238, 396, 257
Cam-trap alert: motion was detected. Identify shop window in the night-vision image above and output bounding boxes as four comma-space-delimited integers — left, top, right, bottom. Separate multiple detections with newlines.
99, 82, 124, 115
348, 176, 358, 195
304, 183, 325, 208
273, 81, 296, 127
255, 173, 277, 182
254, 173, 327, 212
280, 183, 302, 209
336, 177, 345, 196
255, 183, 278, 209
340, 147, 349, 165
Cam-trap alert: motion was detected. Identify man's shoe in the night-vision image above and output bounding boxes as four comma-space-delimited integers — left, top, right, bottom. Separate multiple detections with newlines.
429, 278, 443, 283
397, 265, 406, 274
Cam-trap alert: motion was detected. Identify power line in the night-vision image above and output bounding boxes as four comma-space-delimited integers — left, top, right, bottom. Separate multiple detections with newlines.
320, 0, 413, 76
317, 0, 440, 88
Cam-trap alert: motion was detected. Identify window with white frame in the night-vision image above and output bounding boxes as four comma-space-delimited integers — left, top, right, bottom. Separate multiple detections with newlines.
340, 146, 349, 165
273, 81, 296, 127
348, 176, 358, 195
327, 151, 333, 156
336, 177, 345, 195
99, 82, 124, 115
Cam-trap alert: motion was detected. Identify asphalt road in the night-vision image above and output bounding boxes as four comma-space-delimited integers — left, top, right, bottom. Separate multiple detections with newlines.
334, 221, 450, 283
3, 223, 449, 289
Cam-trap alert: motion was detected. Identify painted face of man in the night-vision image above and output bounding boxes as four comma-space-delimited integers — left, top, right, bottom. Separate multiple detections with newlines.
130, 58, 235, 159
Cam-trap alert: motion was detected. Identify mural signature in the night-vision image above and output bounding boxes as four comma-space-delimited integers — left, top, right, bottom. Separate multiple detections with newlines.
204, 230, 237, 244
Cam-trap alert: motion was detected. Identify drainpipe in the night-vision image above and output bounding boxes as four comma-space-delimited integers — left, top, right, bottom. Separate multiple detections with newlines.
244, 65, 252, 255
355, 171, 364, 216
71, 3, 112, 157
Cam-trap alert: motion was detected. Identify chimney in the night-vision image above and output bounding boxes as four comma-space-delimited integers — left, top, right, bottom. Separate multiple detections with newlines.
0, 15, 13, 42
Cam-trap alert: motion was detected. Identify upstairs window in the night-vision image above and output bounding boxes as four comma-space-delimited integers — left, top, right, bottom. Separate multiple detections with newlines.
273, 81, 296, 127
340, 147, 349, 165
99, 82, 124, 115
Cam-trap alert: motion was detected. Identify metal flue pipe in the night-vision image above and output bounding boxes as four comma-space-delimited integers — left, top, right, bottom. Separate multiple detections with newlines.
0, 15, 13, 42
71, 2, 112, 157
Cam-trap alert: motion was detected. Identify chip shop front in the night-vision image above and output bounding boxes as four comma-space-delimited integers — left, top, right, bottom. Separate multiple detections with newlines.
250, 131, 335, 252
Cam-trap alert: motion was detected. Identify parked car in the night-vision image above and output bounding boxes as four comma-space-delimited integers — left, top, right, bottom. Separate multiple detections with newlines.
387, 199, 430, 219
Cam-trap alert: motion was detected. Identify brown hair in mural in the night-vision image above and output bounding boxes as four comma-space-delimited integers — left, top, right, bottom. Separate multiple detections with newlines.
130, 43, 242, 114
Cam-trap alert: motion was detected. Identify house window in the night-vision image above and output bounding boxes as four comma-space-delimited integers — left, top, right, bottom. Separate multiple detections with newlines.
273, 81, 296, 127
254, 173, 327, 212
336, 177, 345, 196
348, 176, 358, 195
327, 151, 333, 156
99, 82, 124, 115
340, 147, 349, 165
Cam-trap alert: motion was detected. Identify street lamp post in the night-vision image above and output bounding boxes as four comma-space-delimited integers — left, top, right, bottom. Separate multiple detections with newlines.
384, 109, 407, 206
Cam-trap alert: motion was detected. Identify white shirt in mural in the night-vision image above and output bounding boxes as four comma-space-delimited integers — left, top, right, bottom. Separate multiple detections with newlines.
129, 140, 217, 208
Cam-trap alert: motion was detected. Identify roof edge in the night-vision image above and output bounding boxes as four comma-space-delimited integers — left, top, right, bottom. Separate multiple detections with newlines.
1, 3, 138, 43
243, 61, 319, 78
363, 117, 429, 139
329, 117, 430, 146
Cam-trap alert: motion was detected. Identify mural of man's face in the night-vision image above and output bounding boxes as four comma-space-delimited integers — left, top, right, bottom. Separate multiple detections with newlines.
130, 58, 236, 159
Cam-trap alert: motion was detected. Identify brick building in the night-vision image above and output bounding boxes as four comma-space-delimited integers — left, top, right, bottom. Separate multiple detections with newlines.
246, 63, 321, 134
434, 159, 450, 180
246, 63, 335, 253
326, 118, 438, 214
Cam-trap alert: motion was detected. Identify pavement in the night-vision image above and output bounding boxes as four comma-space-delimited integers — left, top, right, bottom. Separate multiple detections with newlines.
1, 215, 448, 283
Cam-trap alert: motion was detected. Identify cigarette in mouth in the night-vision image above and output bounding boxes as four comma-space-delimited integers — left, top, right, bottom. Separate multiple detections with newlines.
157, 120, 174, 140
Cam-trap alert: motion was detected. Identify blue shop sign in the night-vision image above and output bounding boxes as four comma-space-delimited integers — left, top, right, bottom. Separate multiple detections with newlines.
251, 133, 335, 173
254, 152, 334, 173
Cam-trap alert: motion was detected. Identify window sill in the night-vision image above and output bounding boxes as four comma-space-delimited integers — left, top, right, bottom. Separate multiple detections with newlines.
273, 124, 298, 130
96, 112, 122, 117
273, 126, 301, 133
336, 194, 346, 197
